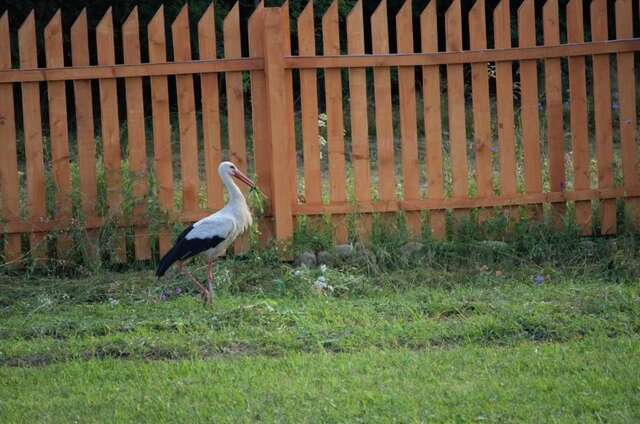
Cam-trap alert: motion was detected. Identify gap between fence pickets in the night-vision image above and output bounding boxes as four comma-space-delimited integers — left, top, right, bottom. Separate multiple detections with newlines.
0, 39, 638, 83
4, 188, 640, 234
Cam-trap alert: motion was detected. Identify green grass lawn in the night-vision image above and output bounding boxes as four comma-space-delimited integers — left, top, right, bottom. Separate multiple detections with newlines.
1, 235, 640, 422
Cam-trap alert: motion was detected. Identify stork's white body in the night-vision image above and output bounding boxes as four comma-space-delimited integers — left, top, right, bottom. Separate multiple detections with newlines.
187, 191, 253, 260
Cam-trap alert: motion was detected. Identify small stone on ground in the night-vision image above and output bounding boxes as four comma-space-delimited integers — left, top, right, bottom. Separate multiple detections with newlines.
294, 251, 317, 268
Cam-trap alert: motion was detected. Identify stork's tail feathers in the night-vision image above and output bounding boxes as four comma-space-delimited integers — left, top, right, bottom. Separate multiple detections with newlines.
156, 247, 179, 277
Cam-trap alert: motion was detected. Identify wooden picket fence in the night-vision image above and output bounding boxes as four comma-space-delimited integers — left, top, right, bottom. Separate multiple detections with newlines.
0, 0, 639, 266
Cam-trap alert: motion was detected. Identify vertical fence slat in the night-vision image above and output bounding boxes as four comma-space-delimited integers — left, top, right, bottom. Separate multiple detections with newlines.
322, 0, 348, 243
372, 0, 396, 205
615, 0, 640, 230
19, 11, 47, 261
223, 2, 250, 253
223, 3, 247, 178
71, 10, 99, 251
347, 0, 372, 239
123, 7, 150, 260
396, 0, 421, 236
297, 2, 322, 205
172, 5, 199, 215
248, 3, 274, 243
566, 0, 591, 234
420, 2, 445, 238
148, 6, 174, 256
517, 0, 543, 220
543, 0, 565, 226
263, 6, 293, 242
45, 11, 73, 257
0, 12, 21, 265
97, 8, 126, 262
469, 0, 492, 220
591, 0, 616, 235
281, 1, 297, 205
445, 0, 469, 224
198, 4, 224, 211
493, 0, 518, 223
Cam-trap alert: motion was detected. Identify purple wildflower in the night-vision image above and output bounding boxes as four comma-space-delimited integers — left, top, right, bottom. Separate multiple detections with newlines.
560, 181, 565, 191
161, 290, 170, 301
534, 275, 544, 286
491, 146, 498, 153
175, 287, 182, 295
538, 102, 544, 111
612, 102, 620, 110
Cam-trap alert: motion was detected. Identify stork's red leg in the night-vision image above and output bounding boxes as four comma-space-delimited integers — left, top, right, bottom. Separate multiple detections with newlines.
177, 261, 209, 299
207, 257, 215, 303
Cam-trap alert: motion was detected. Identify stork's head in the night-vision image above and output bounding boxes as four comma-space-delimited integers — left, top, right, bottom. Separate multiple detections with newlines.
218, 161, 256, 189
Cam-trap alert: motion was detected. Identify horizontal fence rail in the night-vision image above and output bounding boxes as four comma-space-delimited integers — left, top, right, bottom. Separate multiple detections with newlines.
0, 58, 264, 83
284, 39, 640, 68
0, 0, 639, 267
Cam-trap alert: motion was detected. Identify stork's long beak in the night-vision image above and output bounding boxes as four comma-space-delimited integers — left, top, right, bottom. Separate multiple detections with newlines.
232, 169, 268, 199
232, 169, 256, 188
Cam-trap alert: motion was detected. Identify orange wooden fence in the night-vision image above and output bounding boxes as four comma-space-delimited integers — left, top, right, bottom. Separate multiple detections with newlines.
0, 0, 639, 266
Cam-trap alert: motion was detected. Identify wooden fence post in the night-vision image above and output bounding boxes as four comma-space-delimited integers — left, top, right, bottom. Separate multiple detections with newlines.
263, 7, 293, 244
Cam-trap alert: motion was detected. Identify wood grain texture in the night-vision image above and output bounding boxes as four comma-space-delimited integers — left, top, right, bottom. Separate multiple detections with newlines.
198, 4, 224, 211
396, 0, 421, 236
346, 0, 372, 239
591, 0, 616, 234
468, 0, 492, 200
172, 5, 199, 214
420, 1, 445, 238
566, 0, 592, 234
297, 2, 322, 205
248, 3, 274, 245
263, 7, 293, 241
517, 0, 543, 221
45, 11, 72, 257
19, 12, 47, 261
123, 7, 150, 260
224, 2, 250, 253
148, 6, 174, 256
70, 9, 99, 259
282, 40, 640, 70
543, 0, 566, 226
615, 0, 640, 230
517, 0, 542, 193
71, 10, 98, 219
493, 0, 517, 198
371, 0, 396, 204
445, 0, 470, 226
281, 1, 297, 206
0, 12, 21, 265
291, 188, 639, 216
97, 8, 126, 262
322, 1, 347, 243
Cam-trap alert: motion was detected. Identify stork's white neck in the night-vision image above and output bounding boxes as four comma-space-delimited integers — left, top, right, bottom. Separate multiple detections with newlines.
221, 171, 245, 204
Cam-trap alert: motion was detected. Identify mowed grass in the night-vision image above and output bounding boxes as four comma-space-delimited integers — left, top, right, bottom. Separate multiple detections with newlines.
1, 233, 640, 422
1, 337, 638, 423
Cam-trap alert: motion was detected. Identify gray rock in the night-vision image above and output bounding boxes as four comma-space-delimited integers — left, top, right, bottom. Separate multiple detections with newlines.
580, 240, 596, 250
294, 251, 317, 268
317, 250, 336, 266
477, 240, 509, 250
334, 244, 354, 259
401, 241, 423, 256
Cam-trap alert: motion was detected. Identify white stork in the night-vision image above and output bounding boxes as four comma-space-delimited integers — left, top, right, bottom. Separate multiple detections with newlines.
156, 161, 257, 303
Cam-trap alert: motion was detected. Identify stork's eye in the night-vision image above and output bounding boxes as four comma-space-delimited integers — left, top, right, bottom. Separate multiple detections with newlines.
230, 165, 236, 170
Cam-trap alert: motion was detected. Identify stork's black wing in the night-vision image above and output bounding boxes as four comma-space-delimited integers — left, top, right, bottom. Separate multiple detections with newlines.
155, 224, 225, 277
